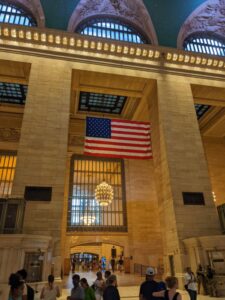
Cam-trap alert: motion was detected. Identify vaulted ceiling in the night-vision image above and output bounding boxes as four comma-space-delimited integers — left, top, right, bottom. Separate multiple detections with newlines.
39, 0, 207, 48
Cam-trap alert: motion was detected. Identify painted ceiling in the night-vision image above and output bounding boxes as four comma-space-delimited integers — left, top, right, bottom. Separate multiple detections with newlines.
39, 0, 207, 48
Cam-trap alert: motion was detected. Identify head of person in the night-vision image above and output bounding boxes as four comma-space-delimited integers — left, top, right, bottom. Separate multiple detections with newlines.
96, 271, 102, 280
186, 267, 192, 274
145, 267, 155, 281
107, 275, 117, 286
165, 276, 178, 289
72, 274, 80, 288
48, 274, 54, 286
105, 270, 111, 279
17, 269, 27, 281
9, 273, 24, 298
80, 278, 89, 289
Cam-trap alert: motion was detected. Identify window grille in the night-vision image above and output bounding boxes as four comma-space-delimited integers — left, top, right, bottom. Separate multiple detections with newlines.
0, 153, 17, 197
68, 155, 127, 232
79, 91, 127, 114
76, 18, 147, 44
184, 35, 225, 56
194, 104, 211, 119
0, 198, 25, 233
0, 82, 28, 105
0, 2, 37, 26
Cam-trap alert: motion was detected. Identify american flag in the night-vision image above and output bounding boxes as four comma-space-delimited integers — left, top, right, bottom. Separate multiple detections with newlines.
84, 117, 152, 159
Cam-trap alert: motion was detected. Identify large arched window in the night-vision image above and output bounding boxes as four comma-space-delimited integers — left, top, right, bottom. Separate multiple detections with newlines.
183, 35, 225, 57
76, 18, 148, 44
0, 1, 37, 26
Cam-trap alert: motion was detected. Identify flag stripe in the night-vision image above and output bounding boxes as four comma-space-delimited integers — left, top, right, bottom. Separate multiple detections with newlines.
111, 119, 150, 126
85, 144, 151, 151
85, 137, 151, 143
111, 127, 150, 134
84, 152, 152, 160
85, 139, 150, 146
84, 149, 151, 156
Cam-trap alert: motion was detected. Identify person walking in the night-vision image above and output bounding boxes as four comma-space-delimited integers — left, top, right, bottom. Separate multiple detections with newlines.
110, 258, 115, 273
103, 275, 120, 300
139, 267, 158, 300
8, 273, 25, 300
94, 271, 105, 300
206, 265, 216, 297
184, 267, 197, 300
17, 269, 34, 300
40, 275, 60, 300
67, 274, 85, 300
80, 278, 96, 300
104, 271, 111, 288
196, 264, 206, 295
153, 276, 182, 300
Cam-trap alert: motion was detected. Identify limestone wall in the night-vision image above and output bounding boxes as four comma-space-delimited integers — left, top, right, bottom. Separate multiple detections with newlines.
203, 137, 225, 206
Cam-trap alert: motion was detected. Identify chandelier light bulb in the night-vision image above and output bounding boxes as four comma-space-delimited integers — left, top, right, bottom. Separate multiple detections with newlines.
95, 181, 113, 207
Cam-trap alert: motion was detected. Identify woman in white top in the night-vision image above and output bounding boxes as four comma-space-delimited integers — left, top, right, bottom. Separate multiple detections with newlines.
94, 271, 105, 300
184, 267, 197, 300
40, 275, 60, 300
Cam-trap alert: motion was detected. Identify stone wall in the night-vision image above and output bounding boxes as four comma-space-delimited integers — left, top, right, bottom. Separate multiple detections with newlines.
203, 137, 225, 206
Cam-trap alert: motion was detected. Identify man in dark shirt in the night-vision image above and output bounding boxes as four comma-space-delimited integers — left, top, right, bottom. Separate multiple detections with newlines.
139, 267, 159, 300
103, 274, 120, 300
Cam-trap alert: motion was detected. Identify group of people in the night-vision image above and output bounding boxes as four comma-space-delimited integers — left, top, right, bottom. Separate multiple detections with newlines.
71, 257, 124, 273
184, 265, 216, 299
67, 271, 119, 300
8, 270, 60, 300
67, 266, 182, 300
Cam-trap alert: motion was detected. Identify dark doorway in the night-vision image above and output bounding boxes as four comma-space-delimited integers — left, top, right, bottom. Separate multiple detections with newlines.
169, 255, 175, 276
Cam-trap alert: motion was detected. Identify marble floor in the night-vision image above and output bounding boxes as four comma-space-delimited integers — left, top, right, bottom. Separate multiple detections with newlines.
34, 271, 225, 300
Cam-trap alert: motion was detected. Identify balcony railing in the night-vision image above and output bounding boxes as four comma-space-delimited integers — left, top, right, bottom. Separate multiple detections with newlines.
0, 198, 25, 233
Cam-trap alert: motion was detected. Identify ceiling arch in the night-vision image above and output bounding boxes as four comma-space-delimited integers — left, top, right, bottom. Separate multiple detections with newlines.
177, 0, 225, 48
67, 0, 158, 45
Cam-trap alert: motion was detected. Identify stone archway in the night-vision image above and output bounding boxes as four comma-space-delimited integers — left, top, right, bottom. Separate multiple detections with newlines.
177, 0, 225, 48
67, 0, 158, 45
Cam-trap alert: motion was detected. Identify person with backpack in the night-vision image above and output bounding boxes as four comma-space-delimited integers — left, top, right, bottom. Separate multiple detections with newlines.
17, 269, 34, 300
153, 276, 182, 300
8, 273, 25, 300
139, 267, 159, 300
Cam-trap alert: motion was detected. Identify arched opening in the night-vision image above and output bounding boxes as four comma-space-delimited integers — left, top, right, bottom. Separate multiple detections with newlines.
183, 33, 225, 56
177, 0, 225, 52
68, 0, 158, 45
76, 17, 149, 44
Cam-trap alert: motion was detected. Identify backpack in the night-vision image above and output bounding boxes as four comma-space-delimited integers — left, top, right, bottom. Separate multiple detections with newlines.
27, 284, 35, 300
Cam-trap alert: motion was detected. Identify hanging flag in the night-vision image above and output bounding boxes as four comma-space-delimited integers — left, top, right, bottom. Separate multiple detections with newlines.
84, 117, 152, 159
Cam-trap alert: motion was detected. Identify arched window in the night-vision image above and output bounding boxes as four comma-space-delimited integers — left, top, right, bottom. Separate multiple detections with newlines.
183, 35, 225, 56
0, 1, 37, 26
76, 18, 148, 44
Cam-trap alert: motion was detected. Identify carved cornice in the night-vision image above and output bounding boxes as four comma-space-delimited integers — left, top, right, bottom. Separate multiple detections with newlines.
177, 0, 225, 48
0, 128, 20, 142
67, 0, 158, 45
0, 24, 225, 77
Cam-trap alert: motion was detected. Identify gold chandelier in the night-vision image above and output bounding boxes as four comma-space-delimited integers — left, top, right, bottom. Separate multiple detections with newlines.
95, 181, 113, 206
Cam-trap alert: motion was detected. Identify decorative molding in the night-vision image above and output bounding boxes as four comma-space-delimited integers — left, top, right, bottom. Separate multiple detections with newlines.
0, 24, 225, 74
0, 128, 20, 142
3, 0, 45, 27
177, 0, 225, 48
67, 0, 158, 45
